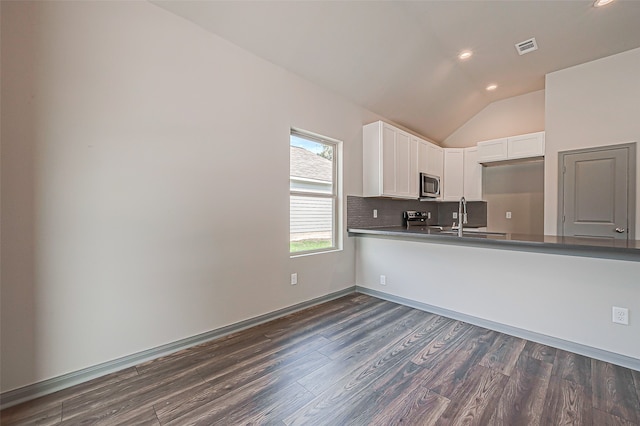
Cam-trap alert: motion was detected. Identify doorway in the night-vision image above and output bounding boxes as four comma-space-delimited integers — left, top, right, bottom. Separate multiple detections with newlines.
558, 143, 636, 239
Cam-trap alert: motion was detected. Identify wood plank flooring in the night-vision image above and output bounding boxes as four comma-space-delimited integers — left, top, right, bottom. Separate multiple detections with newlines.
2, 293, 639, 425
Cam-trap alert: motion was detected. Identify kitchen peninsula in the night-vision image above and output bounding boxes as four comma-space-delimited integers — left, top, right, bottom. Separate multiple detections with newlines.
346, 195, 640, 261
348, 226, 640, 262
348, 200, 640, 372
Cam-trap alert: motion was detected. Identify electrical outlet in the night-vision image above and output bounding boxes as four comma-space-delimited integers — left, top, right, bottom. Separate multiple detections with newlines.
506, 211, 512, 219
380, 275, 386, 285
612, 306, 629, 325
291, 273, 298, 286
452, 212, 458, 219
373, 209, 378, 218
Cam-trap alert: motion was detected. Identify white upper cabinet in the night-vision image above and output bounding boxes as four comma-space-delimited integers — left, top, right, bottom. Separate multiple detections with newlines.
417, 138, 443, 200
416, 137, 429, 176
443, 147, 483, 202
442, 148, 464, 201
394, 131, 412, 197
363, 120, 445, 199
477, 137, 508, 163
477, 131, 545, 164
410, 137, 424, 197
507, 132, 545, 160
425, 142, 444, 179
363, 121, 416, 198
463, 146, 483, 201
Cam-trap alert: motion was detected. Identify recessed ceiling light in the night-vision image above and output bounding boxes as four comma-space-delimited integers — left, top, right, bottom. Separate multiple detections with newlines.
458, 50, 473, 60
593, 0, 614, 7
486, 84, 498, 91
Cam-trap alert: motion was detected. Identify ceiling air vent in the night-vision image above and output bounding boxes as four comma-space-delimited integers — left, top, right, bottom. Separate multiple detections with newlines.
515, 37, 538, 55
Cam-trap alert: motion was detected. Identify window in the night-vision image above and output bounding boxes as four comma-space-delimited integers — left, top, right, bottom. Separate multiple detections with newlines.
290, 129, 341, 255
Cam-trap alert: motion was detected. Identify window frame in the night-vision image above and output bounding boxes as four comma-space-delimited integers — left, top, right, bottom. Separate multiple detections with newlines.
289, 128, 342, 257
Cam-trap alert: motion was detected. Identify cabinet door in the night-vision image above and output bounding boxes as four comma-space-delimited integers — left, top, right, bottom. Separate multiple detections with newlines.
443, 148, 464, 201
381, 124, 397, 195
477, 138, 508, 163
417, 139, 429, 174
507, 132, 545, 159
409, 137, 421, 197
413, 138, 431, 197
426, 143, 444, 178
395, 131, 412, 197
463, 147, 482, 201
362, 121, 434, 199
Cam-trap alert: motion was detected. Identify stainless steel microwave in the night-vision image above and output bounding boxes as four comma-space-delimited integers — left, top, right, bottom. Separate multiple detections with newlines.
420, 173, 441, 198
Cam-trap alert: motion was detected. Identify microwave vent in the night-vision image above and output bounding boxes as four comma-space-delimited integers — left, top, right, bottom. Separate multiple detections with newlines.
515, 37, 538, 55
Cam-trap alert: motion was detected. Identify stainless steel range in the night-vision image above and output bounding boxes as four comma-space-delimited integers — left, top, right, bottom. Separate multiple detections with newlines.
403, 211, 430, 228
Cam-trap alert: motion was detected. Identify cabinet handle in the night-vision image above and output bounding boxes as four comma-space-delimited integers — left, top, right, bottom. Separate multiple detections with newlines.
615, 227, 626, 233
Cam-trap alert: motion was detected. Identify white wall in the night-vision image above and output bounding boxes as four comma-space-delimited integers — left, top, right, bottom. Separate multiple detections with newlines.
545, 47, 640, 236
443, 90, 545, 148
356, 237, 640, 360
0, 1, 376, 392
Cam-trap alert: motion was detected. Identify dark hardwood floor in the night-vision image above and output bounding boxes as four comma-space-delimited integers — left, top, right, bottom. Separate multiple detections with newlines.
2, 293, 639, 425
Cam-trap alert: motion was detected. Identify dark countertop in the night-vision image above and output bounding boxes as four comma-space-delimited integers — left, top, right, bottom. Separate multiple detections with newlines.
348, 226, 640, 262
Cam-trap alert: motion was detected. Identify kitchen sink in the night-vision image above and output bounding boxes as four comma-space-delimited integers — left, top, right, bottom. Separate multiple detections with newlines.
437, 229, 507, 238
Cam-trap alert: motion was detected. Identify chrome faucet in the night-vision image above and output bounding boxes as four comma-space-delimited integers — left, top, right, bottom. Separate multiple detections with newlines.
458, 196, 468, 237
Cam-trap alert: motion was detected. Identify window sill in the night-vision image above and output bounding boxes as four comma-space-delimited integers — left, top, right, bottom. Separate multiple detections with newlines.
290, 248, 343, 258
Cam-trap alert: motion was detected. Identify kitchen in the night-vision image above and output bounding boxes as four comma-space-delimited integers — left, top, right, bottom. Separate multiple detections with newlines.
2, 0, 639, 422
347, 46, 640, 368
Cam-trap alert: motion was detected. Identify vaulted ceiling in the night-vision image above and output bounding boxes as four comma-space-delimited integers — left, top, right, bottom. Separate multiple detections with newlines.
152, 1, 640, 143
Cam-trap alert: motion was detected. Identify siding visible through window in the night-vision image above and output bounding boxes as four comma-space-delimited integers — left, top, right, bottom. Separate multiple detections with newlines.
290, 129, 341, 255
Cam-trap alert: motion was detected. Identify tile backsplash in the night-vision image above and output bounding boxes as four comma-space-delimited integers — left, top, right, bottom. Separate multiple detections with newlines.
347, 195, 487, 229
437, 201, 488, 228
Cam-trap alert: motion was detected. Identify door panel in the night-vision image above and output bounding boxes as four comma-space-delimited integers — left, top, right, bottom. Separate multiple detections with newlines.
563, 147, 628, 239
382, 126, 396, 195
574, 158, 616, 223
395, 132, 411, 196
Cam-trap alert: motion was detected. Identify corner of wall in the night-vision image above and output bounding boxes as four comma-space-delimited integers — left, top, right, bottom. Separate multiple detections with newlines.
442, 90, 545, 148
